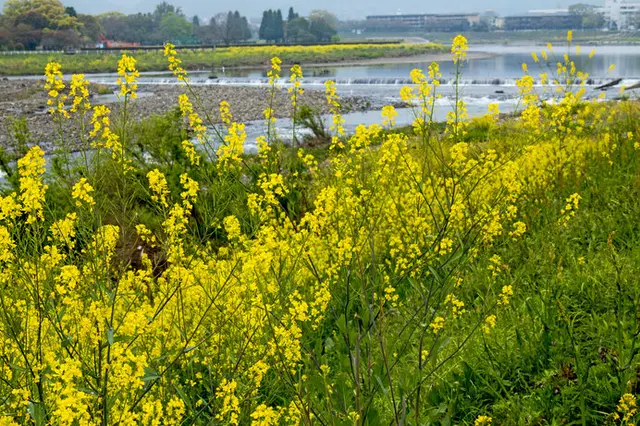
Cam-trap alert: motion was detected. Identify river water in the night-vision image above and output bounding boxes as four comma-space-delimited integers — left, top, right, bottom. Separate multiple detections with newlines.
19, 45, 640, 152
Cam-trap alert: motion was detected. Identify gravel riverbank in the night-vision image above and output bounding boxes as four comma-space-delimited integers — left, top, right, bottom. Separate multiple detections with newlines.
0, 79, 372, 153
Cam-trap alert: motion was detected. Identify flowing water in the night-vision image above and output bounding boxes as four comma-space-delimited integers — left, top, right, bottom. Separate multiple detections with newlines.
14, 45, 640, 150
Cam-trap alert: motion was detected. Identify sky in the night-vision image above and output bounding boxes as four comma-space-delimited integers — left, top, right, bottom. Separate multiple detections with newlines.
0, 0, 590, 20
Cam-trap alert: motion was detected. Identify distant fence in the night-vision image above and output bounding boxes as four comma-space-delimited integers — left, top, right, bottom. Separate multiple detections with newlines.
0, 40, 404, 55
0, 50, 65, 55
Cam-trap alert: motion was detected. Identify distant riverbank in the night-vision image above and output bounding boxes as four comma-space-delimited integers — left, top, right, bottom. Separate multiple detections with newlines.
0, 43, 447, 76
300, 51, 495, 68
341, 30, 640, 47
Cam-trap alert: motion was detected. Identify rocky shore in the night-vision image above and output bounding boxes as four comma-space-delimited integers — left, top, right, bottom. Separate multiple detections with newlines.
0, 79, 373, 153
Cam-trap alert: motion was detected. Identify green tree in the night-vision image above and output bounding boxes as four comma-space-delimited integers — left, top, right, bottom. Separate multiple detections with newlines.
309, 10, 338, 42
286, 17, 315, 42
274, 9, 284, 41
211, 11, 251, 44
0, 15, 11, 49
13, 22, 42, 49
287, 7, 299, 22
258, 10, 269, 40
153, 1, 183, 28
242, 16, 252, 40
64, 6, 76, 17
77, 13, 101, 43
259, 9, 284, 42
569, 3, 605, 29
99, 12, 128, 39
41, 27, 80, 48
15, 10, 50, 29
127, 13, 155, 44
3, 0, 78, 29
1, 0, 81, 49
158, 12, 192, 44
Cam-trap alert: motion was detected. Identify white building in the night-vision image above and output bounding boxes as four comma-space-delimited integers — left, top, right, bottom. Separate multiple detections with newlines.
527, 9, 570, 14
605, 0, 640, 29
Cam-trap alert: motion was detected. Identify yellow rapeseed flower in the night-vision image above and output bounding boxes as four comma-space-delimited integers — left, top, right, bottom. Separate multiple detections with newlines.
69, 74, 91, 113
116, 54, 140, 99
164, 42, 188, 81
498, 285, 514, 305
180, 173, 199, 210
288, 64, 304, 108
147, 169, 170, 208
452, 34, 468, 63
71, 178, 95, 209
475, 415, 493, 426
429, 316, 445, 333
482, 315, 497, 334
17, 146, 48, 224
381, 105, 398, 127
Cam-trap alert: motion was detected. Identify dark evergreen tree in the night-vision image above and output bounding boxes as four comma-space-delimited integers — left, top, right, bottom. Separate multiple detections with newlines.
275, 9, 284, 42
259, 9, 283, 42
209, 11, 252, 44
258, 10, 268, 40
287, 7, 299, 22
242, 17, 252, 40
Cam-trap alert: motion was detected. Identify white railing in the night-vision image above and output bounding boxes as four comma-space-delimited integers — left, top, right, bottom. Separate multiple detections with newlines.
0, 49, 128, 55
0, 50, 64, 55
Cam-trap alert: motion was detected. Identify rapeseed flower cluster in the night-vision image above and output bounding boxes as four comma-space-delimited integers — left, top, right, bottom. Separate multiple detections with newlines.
163, 42, 188, 82
559, 193, 582, 227
613, 393, 638, 425
17, 146, 47, 224
217, 101, 246, 167
147, 169, 170, 208
451, 34, 468, 63
288, 63, 304, 107
89, 102, 128, 168
71, 178, 95, 208
116, 54, 140, 99
475, 415, 493, 425
0, 35, 630, 426
44, 61, 67, 117
69, 74, 90, 113
381, 105, 398, 127
325, 80, 345, 149
177, 94, 203, 166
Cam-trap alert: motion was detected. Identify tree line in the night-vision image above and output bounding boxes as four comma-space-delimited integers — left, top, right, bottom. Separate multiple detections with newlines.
259, 8, 338, 43
0, 0, 338, 51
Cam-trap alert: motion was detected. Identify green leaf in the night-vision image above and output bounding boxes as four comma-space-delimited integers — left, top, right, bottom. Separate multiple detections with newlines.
27, 402, 46, 426
324, 336, 335, 351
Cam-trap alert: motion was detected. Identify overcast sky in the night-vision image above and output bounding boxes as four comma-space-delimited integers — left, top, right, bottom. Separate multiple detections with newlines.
0, 0, 586, 20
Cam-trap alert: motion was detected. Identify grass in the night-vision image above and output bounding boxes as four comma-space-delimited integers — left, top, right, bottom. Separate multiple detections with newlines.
0, 43, 446, 76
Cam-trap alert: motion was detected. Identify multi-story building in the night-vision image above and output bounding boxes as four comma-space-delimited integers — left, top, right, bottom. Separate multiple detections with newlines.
365, 13, 481, 28
604, 0, 640, 29
503, 12, 582, 30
